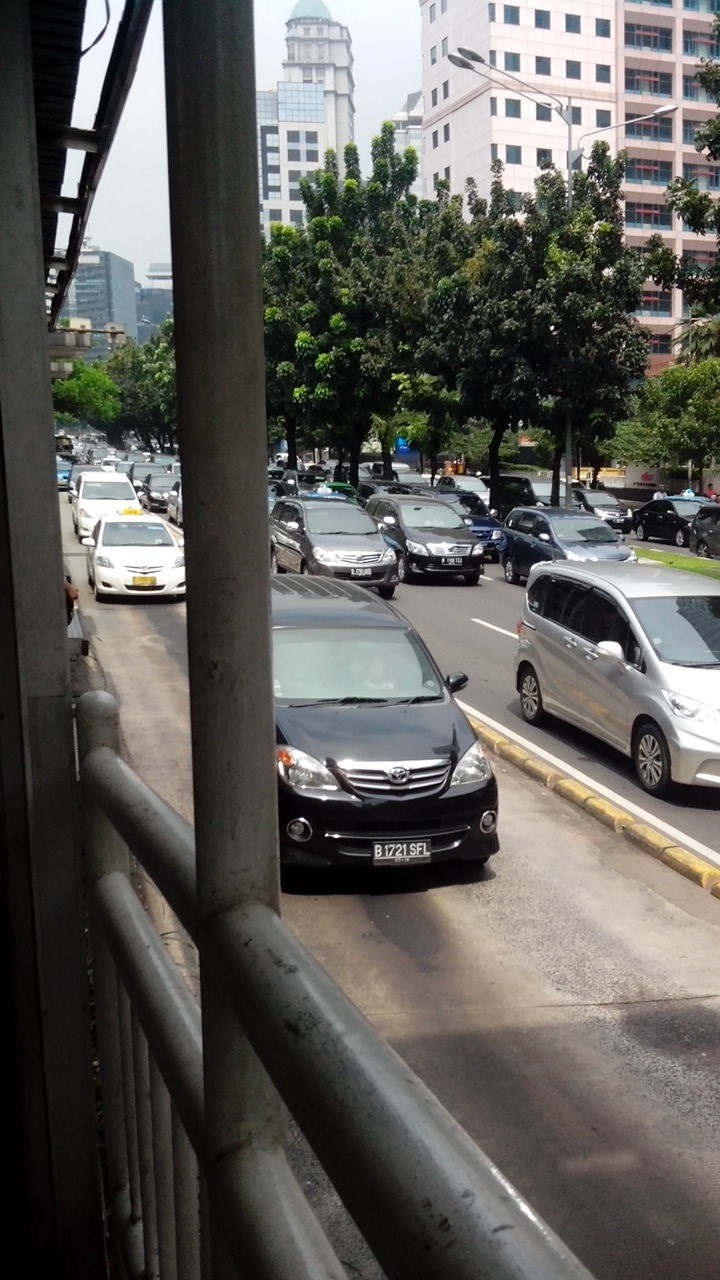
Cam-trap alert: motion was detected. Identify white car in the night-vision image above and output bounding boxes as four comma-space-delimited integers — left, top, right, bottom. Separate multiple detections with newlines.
71, 470, 142, 539
83, 516, 186, 601
166, 479, 183, 527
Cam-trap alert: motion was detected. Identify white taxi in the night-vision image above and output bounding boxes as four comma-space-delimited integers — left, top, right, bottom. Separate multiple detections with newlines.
83, 515, 186, 601
71, 470, 142, 539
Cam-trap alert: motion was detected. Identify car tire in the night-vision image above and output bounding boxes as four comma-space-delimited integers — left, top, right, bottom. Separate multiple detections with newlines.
377, 584, 395, 599
397, 554, 414, 584
464, 571, 481, 585
503, 556, 520, 585
270, 547, 281, 574
696, 540, 710, 559
300, 562, 309, 575
167, 508, 175, 524
632, 720, 672, 798
635, 523, 647, 541
675, 529, 688, 548
93, 586, 107, 604
518, 664, 545, 725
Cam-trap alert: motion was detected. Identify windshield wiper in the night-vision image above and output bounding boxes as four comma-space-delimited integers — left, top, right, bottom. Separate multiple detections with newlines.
286, 696, 386, 707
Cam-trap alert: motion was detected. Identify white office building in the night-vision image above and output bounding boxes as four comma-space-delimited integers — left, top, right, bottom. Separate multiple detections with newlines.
257, 0, 355, 234
419, 0, 718, 365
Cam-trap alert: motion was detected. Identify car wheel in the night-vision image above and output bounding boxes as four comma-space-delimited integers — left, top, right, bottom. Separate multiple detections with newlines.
377, 584, 395, 599
696, 540, 710, 559
464, 571, 481, 585
635, 523, 647, 541
300, 562, 309, 575
503, 556, 520, 585
93, 586, 107, 604
270, 547, 281, 574
632, 720, 672, 797
167, 509, 175, 524
397, 554, 414, 583
518, 664, 545, 725
675, 528, 688, 548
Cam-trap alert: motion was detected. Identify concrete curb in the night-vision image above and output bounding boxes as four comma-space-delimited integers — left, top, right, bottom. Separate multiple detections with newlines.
469, 717, 720, 899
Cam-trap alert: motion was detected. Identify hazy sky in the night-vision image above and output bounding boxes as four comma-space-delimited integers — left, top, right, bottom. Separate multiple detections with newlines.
68, 0, 421, 284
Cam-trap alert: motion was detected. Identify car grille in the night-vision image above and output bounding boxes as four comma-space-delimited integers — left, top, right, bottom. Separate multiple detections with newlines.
425, 541, 473, 555
124, 562, 167, 573
336, 757, 451, 797
325, 821, 471, 859
330, 551, 384, 565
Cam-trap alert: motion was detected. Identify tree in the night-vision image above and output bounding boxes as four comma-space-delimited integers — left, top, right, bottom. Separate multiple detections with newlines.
105, 319, 178, 453
610, 358, 720, 487
392, 372, 461, 479
52, 360, 120, 430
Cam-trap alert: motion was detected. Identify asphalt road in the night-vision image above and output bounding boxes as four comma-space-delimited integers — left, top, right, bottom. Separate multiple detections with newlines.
63, 501, 720, 1280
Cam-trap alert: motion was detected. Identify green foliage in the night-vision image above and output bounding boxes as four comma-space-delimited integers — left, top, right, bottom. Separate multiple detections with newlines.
610, 358, 720, 481
104, 319, 177, 453
52, 360, 120, 426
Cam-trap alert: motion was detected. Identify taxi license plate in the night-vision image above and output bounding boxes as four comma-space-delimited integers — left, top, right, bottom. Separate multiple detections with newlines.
372, 840, 431, 865
350, 567, 372, 577
132, 575, 157, 587
441, 557, 463, 566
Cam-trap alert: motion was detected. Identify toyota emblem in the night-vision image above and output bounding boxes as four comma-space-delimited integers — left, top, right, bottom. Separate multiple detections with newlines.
388, 766, 409, 785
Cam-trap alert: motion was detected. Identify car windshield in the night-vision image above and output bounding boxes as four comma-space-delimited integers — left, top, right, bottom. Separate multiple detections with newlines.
81, 481, 137, 500
632, 595, 720, 665
447, 475, 488, 492
552, 517, 618, 544
585, 492, 619, 509
272, 627, 444, 702
304, 504, 376, 534
669, 500, 704, 517
101, 522, 174, 547
402, 503, 467, 530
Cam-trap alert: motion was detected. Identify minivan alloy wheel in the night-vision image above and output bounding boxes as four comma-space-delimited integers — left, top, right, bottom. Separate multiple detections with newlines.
696, 540, 710, 558
633, 720, 671, 797
504, 556, 520, 585
519, 665, 545, 726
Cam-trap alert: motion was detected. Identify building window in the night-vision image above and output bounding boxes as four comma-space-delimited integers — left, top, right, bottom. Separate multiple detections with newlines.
431, 87, 438, 107
596, 109, 611, 127
636, 290, 672, 315
536, 56, 551, 74
442, 79, 450, 98
430, 45, 437, 64
596, 17, 611, 36
441, 0, 447, 10
626, 158, 674, 184
682, 118, 701, 144
442, 36, 449, 55
571, 105, 582, 124
684, 31, 720, 54
683, 162, 720, 189
625, 23, 673, 50
287, 149, 301, 161
490, 143, 498, 161
506, 97, 521, 117
566, 60, 581, 79
306, 149, 318, 162
305, 131, 318, 143
268, 210, 283, 222
444, 166, 451, 180
432, 130, 439, 149
683, 75, 712, 101
505, 51, 520, 70
491, 96, 498, 115
596, 64, 611, 83
625, 201, 673, 228
506, 144, 522, 163
649, 333, 672, 354
429, 2, 436, 19
489, 1, 496, 17
625, 68, 673, 96
536, 102, 552, 120
537, 148, 552, 165
565, 13, 581, 32
489, 50, 497, 66
443, 122, 450, 141
627, 111, 674, 141
504, 4, 520, 22
433, 171, 440, 187
683, 0, 720, 10
535, 8, 550, 26
289, 210, 304, 226
287, 130, 300, 142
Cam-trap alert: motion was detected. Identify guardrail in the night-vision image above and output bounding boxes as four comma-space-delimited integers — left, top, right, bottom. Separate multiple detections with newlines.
76, 688, 596, 1280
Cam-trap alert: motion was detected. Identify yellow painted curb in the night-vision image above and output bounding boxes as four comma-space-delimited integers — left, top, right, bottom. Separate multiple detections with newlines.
497, 742, 533, 770
712, 882, 720, 900
661, 847, 720, 891
623, 824, 674, 859
517, 756, 563, 787
583, 795, 634, 832
553, 777, 595, 805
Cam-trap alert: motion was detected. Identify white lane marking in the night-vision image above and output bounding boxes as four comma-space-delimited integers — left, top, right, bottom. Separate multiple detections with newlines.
471, 617, 517, 640
457, 698, 720, 870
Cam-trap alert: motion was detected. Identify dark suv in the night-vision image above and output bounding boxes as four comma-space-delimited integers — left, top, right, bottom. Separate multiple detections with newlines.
501, 507, 636, 584
271, 575, 499, 868
689, 503, 720, 559
364, 493, 486, 585
270, 492, 398, 597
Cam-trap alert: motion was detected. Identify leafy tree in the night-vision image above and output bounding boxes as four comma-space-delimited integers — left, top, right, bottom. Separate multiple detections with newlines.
105, 319, 177, 453
51, 360, 120, 430
610, 358, 720, 487
392, 372, 461, 479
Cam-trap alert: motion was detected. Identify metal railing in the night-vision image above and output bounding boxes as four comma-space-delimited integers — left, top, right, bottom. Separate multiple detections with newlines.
77, 688, 595, 1280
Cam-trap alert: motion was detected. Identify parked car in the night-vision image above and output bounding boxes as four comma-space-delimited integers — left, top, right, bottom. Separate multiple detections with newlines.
434, 491, 507, 563
71, 470, 143, 539
138, 471, 174, 512
433, 474, 491, 499
631, 496, 706, 547
514, 561, 720, 796
270, 492, 399, 597
501, 507, 636, 585
364, 493, 486, 585
271, 575, 499, 868
572, 488, 634, 535
166, 479, 183, 526
83, 515, 186, 602
689, 503, 720, 558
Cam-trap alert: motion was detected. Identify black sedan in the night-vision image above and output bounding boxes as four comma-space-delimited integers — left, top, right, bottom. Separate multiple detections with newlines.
632, 497, 706, 547
271, 576, 499, 869
365, 493, 486, 585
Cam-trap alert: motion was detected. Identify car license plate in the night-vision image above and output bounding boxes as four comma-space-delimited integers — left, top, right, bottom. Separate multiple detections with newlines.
372, 840, 431, 865
132, 575, 157, 587
350, 567, 372, 577
440, 557, 463, 566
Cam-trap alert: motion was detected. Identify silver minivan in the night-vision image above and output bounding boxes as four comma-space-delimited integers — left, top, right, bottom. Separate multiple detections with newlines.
514, 561, 720, 796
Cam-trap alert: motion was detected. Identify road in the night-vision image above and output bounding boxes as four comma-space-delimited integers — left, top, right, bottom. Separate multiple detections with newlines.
63, 500, 720, 1280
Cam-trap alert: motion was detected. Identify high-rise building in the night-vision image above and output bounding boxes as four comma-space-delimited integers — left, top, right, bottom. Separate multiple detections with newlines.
420, 0, 718, 367
136, 265, 174, 345
393, 91, 424, 196
257, 0, 355, 234
63, 248, 138, 352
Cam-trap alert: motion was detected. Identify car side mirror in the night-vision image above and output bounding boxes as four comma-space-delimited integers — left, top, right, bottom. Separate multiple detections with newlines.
463, 517, 473, 526
82, 537, 95, 546
538, 532, 551, 542
490, 508, 498, 518
383, 515, 396, 525
596, 640, 624, 661
445, 672, 468, 693
286, 521, 301, 531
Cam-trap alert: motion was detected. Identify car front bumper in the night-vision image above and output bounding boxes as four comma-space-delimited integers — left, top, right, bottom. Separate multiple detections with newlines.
309, 560, 398, 588
407, 554, 485, 576
93, 566, 186, 597
664, 720, 720, 788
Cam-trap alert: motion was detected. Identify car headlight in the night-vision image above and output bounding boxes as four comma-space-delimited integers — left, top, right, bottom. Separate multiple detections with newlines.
276, 746, 340, 791
79, 507, 91, 521
626, 548, 637, 561
406, 540, 426, 556
96, 555, 114, 568
449, 740, 493, 786
314, 547, 342, 565
471, 544, 484, 556
173, 555, 185, 568
662, 691, 720, 728
490, 529, 503, 541
381, 547, 397, 564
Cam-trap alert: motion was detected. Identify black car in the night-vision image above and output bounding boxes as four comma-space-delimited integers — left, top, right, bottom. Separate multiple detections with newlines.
689, 502, 720, 558
632, 496, 706, 547
271, 575, 499, 868
270, 492, 398, 596
434, 492, 507, 563
501, 507, 636, 584
572, 488, 634, 535
364, 493, 486, 585
138, 469, 174, 512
